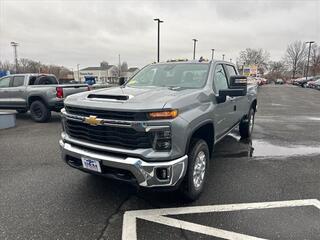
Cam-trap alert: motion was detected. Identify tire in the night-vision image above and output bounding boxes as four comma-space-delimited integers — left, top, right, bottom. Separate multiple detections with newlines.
239, 108, 255, 139
30, 100, 51, 122
16, 109, 28, 114
180, 139, 209, 201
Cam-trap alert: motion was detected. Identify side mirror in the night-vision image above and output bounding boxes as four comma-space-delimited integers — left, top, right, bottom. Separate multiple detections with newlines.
229, 75, 247, 89
216, 76, 247, 103
216, 89, 247, 103
119, 77, 126, 86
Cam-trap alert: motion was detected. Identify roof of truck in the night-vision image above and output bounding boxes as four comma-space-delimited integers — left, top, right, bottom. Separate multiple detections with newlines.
153, 59, 234, 65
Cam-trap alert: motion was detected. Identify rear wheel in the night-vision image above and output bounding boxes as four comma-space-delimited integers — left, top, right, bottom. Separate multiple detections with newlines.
239, 108, 255, 139
30, 100, 51, 122
180, 139, 209, 201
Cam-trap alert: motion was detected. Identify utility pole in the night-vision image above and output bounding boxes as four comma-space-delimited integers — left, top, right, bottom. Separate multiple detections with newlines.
154, 18, 163, 62
211, 49, 215, 60
10, 42, 19, 73
222, 54, 225, 61
77, 64, 80, 83
242, 62, 246, 75
192, 39, 198, 60
70, 68, 74, 80
118, 54, 121, 77
230, 58, 232, 62
305, 41, 315, 80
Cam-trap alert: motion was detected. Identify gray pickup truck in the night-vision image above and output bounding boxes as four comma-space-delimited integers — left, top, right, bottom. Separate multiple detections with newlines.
0, 74, 89, 122
59, 60, 257, 200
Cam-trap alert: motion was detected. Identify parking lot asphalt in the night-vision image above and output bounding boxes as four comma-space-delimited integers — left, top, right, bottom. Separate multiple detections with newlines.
0, 85, 320, 240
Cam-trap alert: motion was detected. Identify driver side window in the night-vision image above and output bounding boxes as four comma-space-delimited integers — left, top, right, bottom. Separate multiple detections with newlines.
213, 64, 228, 94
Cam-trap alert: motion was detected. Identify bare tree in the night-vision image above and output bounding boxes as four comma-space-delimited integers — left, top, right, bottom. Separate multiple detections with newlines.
0, 60, 15, 72
283, 41, 307, 79
120, 61, 128, 72
100, 61, 109, 69
238, 48, 270, 74
0, 58, 72, 79
266, 61, 287, 80
310, 44, 320, 76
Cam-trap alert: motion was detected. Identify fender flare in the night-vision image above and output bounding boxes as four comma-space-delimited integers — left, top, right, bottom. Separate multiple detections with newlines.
185, 119, 215, 155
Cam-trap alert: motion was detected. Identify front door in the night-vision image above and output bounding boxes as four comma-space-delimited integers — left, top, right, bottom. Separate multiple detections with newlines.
0, 76, 12, 108
212, 64, 238, 140
6, 75, 27, 108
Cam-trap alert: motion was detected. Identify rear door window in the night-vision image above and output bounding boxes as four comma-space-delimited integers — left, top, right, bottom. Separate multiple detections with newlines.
12, 76, 25, 87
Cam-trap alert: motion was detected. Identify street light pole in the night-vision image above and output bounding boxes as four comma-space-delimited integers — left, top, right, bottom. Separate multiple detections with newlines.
230, 58, 232, 62
211, 49, 215, 60
305, 41, 315, 80
154, 18, 163, 62
222, 54, 225, 61
10, 42, 19, 73
192, 39, 198, 60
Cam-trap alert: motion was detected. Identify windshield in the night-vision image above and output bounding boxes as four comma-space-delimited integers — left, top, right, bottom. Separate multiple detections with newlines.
126, 63, 209, 89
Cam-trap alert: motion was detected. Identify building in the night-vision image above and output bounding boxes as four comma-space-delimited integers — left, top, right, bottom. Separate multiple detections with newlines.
121, 67, 140, 80
74, 64, 119, 84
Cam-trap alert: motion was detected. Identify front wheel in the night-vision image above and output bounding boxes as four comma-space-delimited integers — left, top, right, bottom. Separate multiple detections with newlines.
239, 108, 255, 139
180, 139, 209, 201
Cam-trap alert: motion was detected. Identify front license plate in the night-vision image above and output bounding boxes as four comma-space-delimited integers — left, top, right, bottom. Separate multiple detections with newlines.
81, 157, 102, 173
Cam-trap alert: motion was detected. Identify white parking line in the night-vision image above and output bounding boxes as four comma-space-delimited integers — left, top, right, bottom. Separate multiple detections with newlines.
142, 215, 267, 240
122, 199, 320, 240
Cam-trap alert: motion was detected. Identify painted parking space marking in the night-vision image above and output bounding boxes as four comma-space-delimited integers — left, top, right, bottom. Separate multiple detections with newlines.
122, 199, 320, 240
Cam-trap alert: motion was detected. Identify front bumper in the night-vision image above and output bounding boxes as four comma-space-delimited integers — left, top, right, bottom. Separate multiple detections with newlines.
59, 139, 188, 188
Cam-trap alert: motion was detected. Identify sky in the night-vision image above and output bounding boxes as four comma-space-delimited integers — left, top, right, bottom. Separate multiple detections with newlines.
0, 0, 319, 69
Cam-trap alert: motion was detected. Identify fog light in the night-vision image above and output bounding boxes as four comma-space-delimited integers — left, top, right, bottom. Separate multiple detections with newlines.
156, 139, 171, 150
156, 167, 169, 180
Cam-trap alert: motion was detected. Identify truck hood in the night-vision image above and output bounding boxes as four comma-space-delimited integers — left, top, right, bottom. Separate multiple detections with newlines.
64, 86, 196, 111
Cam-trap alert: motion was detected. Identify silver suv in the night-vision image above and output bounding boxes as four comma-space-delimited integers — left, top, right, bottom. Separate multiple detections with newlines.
59, 60, 257, 200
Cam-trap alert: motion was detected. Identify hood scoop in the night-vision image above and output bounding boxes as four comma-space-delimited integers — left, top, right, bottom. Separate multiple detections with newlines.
87, 94, 130, 101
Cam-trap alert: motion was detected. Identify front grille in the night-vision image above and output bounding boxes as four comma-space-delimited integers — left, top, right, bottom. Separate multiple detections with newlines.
65, 120, 153, 149
65, 106, 147, 121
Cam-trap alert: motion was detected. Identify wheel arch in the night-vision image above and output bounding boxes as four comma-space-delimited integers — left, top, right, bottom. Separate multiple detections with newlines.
186, 120, 215, 158
27, 95, 48, 108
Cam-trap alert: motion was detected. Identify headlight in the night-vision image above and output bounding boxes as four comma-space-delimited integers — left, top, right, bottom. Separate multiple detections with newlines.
152, 129, 172, 151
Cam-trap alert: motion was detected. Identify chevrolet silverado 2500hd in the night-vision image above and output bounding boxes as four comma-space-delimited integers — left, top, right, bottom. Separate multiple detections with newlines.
0, 74, 89, 122
59, 60, 257, 200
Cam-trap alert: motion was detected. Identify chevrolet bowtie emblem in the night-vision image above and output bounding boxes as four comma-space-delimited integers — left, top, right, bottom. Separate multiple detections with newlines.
84, 115, 103, 126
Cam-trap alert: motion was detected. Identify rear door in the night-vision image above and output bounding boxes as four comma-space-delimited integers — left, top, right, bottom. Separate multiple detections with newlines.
7, 75, 27, 108
0, 76, 12, 108
212, 64, 238, 139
